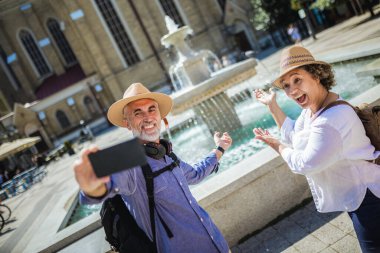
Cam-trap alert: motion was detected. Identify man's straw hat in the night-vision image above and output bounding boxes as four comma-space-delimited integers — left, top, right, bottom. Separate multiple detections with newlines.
273, 46, 329, 88
107, 83, 173, 128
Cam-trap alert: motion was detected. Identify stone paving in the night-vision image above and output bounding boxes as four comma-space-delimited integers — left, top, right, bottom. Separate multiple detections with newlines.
0, 7, 379, 253
231, 201, 360, 253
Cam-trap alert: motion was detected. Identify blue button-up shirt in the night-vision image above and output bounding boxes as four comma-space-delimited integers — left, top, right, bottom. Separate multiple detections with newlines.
80, 152, 229, 253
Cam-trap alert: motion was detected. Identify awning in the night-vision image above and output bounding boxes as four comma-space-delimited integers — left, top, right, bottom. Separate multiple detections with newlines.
0, 137, 41, 160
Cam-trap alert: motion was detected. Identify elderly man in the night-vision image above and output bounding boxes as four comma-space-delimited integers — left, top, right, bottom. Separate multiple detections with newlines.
74, 83, 232, 253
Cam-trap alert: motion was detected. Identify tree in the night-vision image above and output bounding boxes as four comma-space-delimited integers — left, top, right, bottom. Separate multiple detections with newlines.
260, 0, 299, 32
291, 0, 335, 11
249, 0, 270, 31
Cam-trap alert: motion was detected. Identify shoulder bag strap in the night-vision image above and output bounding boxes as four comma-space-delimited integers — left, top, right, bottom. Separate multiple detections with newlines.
141, 164, 158, 253
318, 100, 353, 117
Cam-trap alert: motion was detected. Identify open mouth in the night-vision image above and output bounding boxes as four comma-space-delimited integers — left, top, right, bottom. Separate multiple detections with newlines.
142, 123, 157, 133
295, 94, 307, 104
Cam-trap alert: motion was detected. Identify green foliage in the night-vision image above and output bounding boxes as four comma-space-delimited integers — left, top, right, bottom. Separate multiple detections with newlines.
249, 0, 270, 30
291, 0, 336, 11
310, 0, 335, 10
291, 0, 302, 10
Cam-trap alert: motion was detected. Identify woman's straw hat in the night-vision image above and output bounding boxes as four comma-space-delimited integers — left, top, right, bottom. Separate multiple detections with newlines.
273, 46, 329, 88
107, 83, 173, 127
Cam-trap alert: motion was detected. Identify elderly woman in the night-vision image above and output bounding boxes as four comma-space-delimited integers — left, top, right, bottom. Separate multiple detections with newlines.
254, 46, 380, 253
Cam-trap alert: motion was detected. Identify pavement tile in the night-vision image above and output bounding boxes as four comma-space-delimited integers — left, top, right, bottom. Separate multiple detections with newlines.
272, 218, 309, 244
239, 229, 291, 253
238, 236, 261, 252
349, 230, 358, 238
262, 235, 291, 252
281, 246, 300, 253
293, 234, 328, 253
329, 213, 354, 234
231, 246, 242, 253
255, 227, 278, 242
311, 222, 346, 245
319, 247, 338, 253
318, 211, 342, 223
330, 235, 361, 253
290, 209, 327, 233
304, 201, 316, 211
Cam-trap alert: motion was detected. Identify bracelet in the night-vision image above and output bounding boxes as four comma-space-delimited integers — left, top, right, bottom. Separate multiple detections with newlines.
215, 146, 225, 154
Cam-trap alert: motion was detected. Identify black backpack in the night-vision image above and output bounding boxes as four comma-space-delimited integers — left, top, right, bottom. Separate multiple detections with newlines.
100, 153, 179, 253
100, 194, 155, 253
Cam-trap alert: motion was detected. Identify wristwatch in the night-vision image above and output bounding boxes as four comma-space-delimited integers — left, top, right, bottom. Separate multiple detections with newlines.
215, 146, 225, 154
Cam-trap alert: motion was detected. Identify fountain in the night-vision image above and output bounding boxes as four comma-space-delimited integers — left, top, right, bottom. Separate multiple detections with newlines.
162, 16, 258, 134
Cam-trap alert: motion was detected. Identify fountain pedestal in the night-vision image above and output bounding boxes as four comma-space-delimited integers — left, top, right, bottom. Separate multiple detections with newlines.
171, 59, 257, 134
176, 56, 211, 85
193, 92, 242, 134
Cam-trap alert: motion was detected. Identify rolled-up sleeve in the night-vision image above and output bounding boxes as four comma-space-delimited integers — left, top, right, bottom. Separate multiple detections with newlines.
79, 180, 114, 205
181, 152, 219, 185
79, 167, 138, 205
281, 123, 343, 175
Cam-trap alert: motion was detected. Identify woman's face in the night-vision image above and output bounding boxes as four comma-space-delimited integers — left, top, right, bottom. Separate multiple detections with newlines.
280, 68, 326, 112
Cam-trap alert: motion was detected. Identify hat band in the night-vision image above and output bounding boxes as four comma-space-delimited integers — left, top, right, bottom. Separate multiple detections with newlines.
281, 58, 315, 69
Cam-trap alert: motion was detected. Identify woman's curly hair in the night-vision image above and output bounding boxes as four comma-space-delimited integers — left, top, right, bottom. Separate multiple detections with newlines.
300, 64, 336, 91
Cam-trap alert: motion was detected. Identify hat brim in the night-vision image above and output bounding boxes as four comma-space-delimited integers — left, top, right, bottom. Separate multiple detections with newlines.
107, 93, 173, 128
273, 61, 330, 89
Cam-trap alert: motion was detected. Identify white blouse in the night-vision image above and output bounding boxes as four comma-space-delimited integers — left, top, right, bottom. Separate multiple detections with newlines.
280, 102, 380, 213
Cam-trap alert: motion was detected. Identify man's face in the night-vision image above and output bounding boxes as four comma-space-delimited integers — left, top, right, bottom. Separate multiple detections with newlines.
123, 99, 161, 142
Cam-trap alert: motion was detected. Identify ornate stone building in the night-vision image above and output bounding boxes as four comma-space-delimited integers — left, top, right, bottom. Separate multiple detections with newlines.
0, 0, 258, 151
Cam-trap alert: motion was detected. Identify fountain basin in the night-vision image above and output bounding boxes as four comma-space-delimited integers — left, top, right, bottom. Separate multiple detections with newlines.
171, 58, 257, 115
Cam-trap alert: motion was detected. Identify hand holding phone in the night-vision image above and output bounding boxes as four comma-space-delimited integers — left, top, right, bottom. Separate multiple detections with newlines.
88, 138, 147, 178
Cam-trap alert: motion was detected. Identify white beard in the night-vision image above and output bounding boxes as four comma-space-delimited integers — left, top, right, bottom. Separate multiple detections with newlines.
131, 128, 160, 142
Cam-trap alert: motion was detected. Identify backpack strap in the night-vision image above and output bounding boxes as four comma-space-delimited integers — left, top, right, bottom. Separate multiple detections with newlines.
168, 152, 180, 166
140, 157, 179, 252
141, 164, 158, 253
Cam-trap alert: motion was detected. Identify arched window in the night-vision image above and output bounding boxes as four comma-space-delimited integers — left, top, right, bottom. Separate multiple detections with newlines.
19, 29, 51, 77
47, 18, 77, 66
84, 96, 97, 116
159, 0, 184, 27
56, 110, 71, 129
94, 0, 139, 66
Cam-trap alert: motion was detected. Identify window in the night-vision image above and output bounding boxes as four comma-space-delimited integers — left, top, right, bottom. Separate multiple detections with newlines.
19, 29, 51, 77
94, 0, 139, 66
47, 18, 77, 66
159, 0, 184, 27
56, 110, 71, 129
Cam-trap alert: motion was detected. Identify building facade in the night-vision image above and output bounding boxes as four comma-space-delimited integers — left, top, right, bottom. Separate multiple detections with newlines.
0, 0, 257, 150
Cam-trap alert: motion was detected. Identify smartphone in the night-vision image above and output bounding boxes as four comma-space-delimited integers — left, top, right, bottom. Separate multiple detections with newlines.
88, 138, 147, 178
